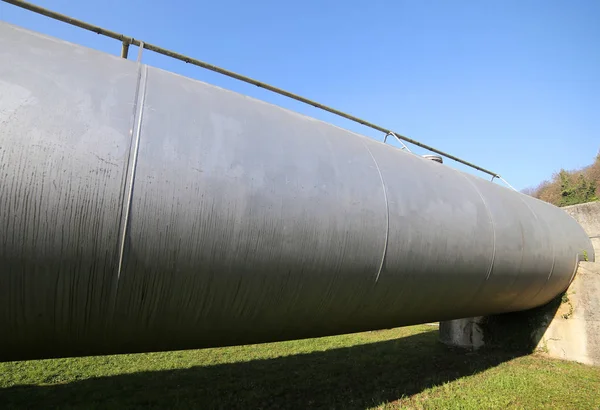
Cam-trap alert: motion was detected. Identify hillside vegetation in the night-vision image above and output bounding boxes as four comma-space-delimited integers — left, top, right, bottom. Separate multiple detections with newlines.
522, 153, 600, 207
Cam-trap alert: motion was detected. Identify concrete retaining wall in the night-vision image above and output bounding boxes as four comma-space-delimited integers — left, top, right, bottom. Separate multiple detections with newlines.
563, 201, 600, 259
536, 201, 599, 364
538, 262, 599, 365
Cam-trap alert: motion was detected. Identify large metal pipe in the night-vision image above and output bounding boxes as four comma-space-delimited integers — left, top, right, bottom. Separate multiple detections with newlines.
0, 22, 594, 361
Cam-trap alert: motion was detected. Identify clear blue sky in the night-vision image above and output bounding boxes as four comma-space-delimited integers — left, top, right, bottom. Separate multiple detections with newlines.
1, 0, 599, 190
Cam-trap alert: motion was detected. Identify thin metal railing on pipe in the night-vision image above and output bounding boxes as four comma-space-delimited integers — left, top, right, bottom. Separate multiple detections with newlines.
2, 0, 513, 184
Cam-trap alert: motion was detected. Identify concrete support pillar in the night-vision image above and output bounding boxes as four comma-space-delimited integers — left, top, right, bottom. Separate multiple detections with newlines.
439, 317, 485, 349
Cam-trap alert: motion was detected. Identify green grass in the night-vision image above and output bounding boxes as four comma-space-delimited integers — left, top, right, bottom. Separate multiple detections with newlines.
1, 325, 599, 409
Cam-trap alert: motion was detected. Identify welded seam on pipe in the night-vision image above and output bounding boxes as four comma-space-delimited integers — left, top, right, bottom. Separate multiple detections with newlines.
501, 194, 539, 309
447, 173, 497, 314
527, 213, 557, 304
116, 64, 148, 283
362, 143, 389, 283
567, 254, 579, 288
491, 195, 531, 308
457, 174, 497, 281
507, 195, 556, 309
522, 197, 557, 286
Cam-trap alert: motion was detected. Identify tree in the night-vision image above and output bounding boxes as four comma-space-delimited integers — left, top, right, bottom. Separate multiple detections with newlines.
559, 170, 598, 207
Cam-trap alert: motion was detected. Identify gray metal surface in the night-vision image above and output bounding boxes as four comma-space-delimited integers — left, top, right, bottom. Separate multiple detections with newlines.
0, 22, 595, 361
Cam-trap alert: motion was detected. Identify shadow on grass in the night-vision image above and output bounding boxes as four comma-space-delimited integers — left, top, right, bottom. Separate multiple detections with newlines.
0, 328, 526, 409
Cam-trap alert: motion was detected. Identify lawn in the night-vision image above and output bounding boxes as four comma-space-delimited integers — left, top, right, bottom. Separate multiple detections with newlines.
1, 324, 598, 409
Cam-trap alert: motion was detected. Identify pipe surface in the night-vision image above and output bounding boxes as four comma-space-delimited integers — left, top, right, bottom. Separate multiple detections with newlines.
0, 22, 594, 361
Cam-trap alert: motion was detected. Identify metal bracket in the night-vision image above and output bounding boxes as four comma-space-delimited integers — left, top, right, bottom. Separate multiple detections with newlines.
383, 132, 412, 153
137, 41, 145, 62
121, 39, 130, 59
491, 175, 517, 191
